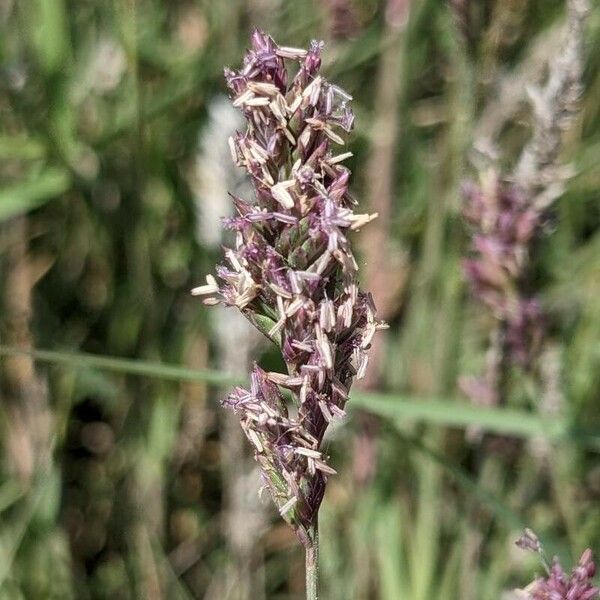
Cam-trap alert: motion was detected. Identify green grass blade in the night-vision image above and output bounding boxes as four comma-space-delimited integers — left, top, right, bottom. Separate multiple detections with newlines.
352, 392, 561, 439
0, 168, 71, 221
0, 135, 47, 160
393, 429, 525, 530
0, 345, 242, 386
1, 345, 600, 447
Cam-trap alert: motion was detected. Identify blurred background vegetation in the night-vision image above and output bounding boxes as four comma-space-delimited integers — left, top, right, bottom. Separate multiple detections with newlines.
0, 0, 599, 598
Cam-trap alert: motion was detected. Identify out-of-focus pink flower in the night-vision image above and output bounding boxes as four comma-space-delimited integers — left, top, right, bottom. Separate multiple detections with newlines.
516, 530, 599, 600
462, 172, 544, 369
529, 550, 599, 600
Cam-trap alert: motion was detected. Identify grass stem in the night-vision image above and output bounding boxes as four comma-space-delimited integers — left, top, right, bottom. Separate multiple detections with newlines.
305, 520, 319, 600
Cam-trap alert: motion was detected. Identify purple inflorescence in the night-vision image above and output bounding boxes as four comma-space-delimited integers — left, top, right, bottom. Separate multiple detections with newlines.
516, 530, 599, 600
192, 30, 384, 546
529, 550, 599, 600
462, 172, 544, 369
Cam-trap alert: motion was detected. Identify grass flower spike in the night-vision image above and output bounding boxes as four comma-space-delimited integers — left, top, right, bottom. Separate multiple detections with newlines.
462, 172, 544, 369
528, 551, 599, 600
516, 530, 599, 600
192, 29, 384, 590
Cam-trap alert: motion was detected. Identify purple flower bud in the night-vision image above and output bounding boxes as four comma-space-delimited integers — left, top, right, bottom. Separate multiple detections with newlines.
516, 528, 542, 553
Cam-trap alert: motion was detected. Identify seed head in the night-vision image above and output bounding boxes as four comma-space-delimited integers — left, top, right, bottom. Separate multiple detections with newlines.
193, 30, 384, 545
462, 171, 544, 369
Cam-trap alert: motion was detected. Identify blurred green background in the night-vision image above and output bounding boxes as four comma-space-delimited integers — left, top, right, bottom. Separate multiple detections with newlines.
1, 0, 599, 598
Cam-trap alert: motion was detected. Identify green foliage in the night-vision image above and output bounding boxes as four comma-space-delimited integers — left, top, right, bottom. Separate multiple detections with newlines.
0, 168, 71, 221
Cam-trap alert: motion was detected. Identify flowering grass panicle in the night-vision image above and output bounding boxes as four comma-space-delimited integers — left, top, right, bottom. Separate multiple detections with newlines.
192, 30, 384, 547
462, 171, 544, 369
528, 550, 599, 600
516, 530, 599, 600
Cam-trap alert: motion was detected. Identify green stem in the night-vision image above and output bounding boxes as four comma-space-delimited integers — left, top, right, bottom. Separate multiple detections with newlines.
305, 520, 319, 600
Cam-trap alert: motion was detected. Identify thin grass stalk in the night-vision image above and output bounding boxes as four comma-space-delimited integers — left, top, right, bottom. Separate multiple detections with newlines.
305, 519, 320, 600
0, 216, 66, 596
1, 217, 52, 484
118, 3, 170, 595
353, 0, 411, 488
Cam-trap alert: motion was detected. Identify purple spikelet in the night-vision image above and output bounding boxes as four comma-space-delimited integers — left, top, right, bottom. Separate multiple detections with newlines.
516, 531, 599, 599
462, 173, 543, 368
529, 551, 599, 600
460, 171, 545, 408
192, 30, 384, 546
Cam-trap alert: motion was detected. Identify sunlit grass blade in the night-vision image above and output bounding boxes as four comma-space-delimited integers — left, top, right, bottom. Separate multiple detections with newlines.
352, 392, 562, 440
0, 345, 241, 386
2, 345, 600, 448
